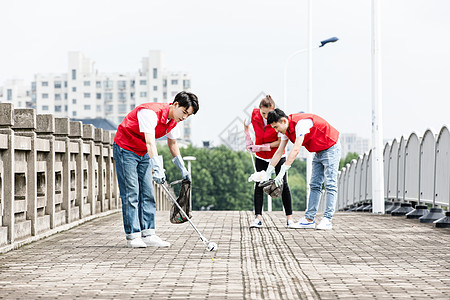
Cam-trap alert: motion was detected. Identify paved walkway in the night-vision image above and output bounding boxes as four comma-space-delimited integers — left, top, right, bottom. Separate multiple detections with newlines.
0, 211, 449, 299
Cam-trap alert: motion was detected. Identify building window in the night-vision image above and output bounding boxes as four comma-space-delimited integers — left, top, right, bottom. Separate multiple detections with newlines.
104, 80, 113, 90
96, 93, 101, 100
130, 104, 135, 110
130, 80, 135, 87
42, 105, 49, 111
54, 81, 62, 89
65, 105, 68, 112
55, 105, 62, 112
105, 105, 113, 112
72, 87, 76, 92
171, 80, 178, 85
64, 93, 68, 100
32, 82, 36, 91
104, 93, 113, 101
153, 86, 158, 91
55, 94, 61, 100
130, 92, 135, 100
7, 89, 12, 101
118, 92, 126, 100
153, 98, 158, 102
140, 92, 147, 97
163, 92, 167, 99
140, 80, 147, 85
183, 80, 191, 89
84, 105, 91, 110
42, 81, 48, 87
72, 99, 77, 104
64, 81, 68, 87
118, 104, 127, 113
42, 93, 49, 99
163, 79, 167, 87
72, 69, 76, 80
84, 93, 91, 98
153, 68, 158, 79
96, 105, 101, 112
96, 81, 101, 88
118, 80, 126, 89
72, 111, 77, 117
84, 81, 90, 87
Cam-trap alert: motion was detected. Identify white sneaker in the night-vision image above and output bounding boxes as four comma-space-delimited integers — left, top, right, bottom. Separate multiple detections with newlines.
249, 218, 263, 228
316, 218, 332, 230
142, 235, 171, 247
293, 217, 316, 229
127, 237, 147, 248
286, 219, 299, 229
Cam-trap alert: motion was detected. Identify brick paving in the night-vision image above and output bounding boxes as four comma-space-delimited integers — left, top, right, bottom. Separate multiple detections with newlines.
0, 211, 449, 299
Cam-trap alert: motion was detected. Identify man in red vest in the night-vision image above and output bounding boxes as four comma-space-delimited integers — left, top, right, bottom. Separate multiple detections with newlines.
113, 91, 199, 247
244, 95, 294, 228
266, 108, 341, 230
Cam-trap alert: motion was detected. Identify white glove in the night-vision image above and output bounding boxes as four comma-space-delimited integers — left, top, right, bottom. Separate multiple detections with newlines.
172, 155, 191, 182
262, 165, 275, 181
150, 156, 166, 184
275, 164, 290, 187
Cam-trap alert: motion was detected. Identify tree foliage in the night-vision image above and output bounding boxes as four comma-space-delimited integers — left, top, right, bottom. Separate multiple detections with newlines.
158, 144, 307, 211
339, 152, 359, 170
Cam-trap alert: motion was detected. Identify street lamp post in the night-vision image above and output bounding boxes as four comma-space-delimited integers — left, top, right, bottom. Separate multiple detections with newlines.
282, 37, 338, 111
282, 36, 338, 205
183, 156, 196, 211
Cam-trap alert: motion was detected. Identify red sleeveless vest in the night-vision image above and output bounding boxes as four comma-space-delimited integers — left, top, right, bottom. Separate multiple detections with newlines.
251, 108, 279, 159
285, 113, 339, 152
114, 103, 177, 156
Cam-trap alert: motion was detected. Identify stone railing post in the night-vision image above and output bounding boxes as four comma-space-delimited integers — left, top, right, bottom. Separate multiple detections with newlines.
70, 121, 84, 219
83, 124, 96, 217
102, 131, 113, 210
55, 118, 71, 225
94, 128, 105, 212
13, 109, 37, 236
0, 103, 15, 243
36, 114, 56, 229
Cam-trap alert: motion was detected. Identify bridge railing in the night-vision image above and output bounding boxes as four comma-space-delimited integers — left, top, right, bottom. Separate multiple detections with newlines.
0, 103, 170, 250
337, 125, 450, 224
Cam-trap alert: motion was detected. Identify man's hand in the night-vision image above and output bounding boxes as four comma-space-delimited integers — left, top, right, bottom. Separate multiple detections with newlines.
275, 164, 290, 187
245, 130, 253, 151
173, 155, 191, 182
150, 156, 166, 184
248, 143, 271, 152
262, 165, 275, 181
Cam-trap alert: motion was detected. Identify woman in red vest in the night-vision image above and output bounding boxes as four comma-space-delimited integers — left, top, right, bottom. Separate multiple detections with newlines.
113, 91, 199, 248
266, 108, 341, 230
244, 95, 294, 228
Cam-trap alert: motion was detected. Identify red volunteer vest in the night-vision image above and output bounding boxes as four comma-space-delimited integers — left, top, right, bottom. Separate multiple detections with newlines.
251, 108, 280, 159
285, 113, 339, 153
114, 103, 177, 156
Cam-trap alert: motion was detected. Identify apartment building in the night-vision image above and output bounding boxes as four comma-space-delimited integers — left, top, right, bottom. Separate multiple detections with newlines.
1, 51, 193, 142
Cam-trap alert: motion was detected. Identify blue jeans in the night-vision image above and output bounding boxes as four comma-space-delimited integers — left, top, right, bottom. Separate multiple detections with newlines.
113, 143, 156, 240
305, 141, 341, 221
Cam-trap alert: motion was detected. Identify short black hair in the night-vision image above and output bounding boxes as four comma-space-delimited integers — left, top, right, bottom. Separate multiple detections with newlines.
173, 91, 199, 114
267, 108, 287, 124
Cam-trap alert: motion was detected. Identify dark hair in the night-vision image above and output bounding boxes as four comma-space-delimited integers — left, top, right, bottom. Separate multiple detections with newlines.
267, 108, 287, 124
259, 94, 275, 108
173, 91, 199, 114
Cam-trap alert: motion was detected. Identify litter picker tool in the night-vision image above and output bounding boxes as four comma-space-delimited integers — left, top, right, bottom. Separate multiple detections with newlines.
161, 182, 217, 251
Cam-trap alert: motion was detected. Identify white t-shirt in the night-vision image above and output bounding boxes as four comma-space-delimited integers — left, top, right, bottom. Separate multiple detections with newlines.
281, 118, 313, 141
137, 109, 180, 139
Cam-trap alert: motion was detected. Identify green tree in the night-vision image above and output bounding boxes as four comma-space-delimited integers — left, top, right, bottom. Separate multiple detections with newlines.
339, 152, 359, 170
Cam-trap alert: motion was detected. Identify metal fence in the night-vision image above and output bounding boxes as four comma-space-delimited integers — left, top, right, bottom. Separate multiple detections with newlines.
0, 103, 170, 250
337, 125, 450, 216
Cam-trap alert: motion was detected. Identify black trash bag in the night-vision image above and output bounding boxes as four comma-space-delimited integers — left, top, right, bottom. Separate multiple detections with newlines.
170, 179, 192, 224
258, 179, 283, 198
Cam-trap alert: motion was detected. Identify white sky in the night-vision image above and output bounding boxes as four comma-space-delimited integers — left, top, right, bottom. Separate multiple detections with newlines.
1, 0, 449, 146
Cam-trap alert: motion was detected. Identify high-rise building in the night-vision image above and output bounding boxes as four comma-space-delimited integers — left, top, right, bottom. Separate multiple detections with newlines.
1, 51, 193, 143
340, 133, 370, 158
0, 79, 32, 109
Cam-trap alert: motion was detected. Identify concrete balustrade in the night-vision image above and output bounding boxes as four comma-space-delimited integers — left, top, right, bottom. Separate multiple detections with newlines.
0, 103, 171, 250
338, 125, 450, 226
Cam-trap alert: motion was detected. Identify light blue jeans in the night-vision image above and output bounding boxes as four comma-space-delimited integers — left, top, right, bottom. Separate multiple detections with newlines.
305, 141, 341, 221
113, 143, 156, 240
